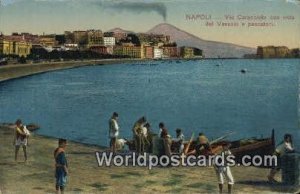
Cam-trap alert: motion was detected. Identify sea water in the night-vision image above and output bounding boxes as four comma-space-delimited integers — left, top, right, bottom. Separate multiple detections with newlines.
0, 59, 299, 149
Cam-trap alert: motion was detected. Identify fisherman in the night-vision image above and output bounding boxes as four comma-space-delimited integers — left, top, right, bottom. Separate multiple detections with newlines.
173, 128, 185, 154
109, 112, 119, 154
214, 142, 234, 194
160, 124, 172, 156
186, 133, 212, 156
54, 138, 68, 194
158, 122, 164, 137
13, 119, 30, 162
198, 132, 212, 155
141, 122, 151, 153
132, 116, 147, 154
267, 133, 294, 183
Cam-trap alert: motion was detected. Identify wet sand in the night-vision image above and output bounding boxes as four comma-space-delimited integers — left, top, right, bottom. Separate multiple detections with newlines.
0, 126, 299, 194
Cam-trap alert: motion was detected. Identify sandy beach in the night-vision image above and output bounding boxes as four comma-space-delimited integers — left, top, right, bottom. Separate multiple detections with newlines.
0, 126, 299, 194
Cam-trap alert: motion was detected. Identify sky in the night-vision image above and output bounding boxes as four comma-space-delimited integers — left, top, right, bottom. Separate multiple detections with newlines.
0, 0, 299, 48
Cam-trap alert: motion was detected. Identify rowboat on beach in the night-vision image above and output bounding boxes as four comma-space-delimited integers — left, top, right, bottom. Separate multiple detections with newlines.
127, 129, 275, 166
178, 129, 275, 165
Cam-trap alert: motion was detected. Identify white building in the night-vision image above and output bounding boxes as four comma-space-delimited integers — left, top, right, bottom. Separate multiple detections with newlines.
154, 48, 163, 59
103, 37, 116, 46
64, 43, 79, 51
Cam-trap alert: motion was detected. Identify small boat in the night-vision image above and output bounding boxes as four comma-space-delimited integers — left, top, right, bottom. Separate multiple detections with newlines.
127, 130, 275, 167
230, 129, 275, 166
240, 69, 247, 73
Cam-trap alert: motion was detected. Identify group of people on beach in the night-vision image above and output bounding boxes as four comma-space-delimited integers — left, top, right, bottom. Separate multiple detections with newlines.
11, 115, 296, 194
108, 112, 235, 193
108, 112, 297, 194
109, 112, 185, 155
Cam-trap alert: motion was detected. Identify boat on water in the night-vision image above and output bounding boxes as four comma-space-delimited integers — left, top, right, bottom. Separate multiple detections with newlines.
241, 68, 247, 73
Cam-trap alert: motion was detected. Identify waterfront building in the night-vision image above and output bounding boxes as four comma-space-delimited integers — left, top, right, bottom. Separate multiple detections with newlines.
0, 37, 32, 57
113, 45, 144, 58
87, 30, 103, 48
290, 48, 300, 58
64, 43, 79, 51
73, 31, 88, 45
257, 46, 290, 58
55, 34, 66, 45
103, 37, 116, 46
121, 42, 135, 47
113, 46, 123, 56
162, 43, 178, 58
180, 46, 194, 58
154, 47, 163, 59
144, 46, 154, 59
0, 39, 14, 55
90, 46, 109, 55
193, 48, 203, 58
13, 41, 32, 57
38, 36, 58, 47
64, 31, 74, 44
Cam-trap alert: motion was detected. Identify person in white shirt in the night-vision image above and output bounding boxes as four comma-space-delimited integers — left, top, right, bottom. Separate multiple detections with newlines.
109, 112, 119, 154
173, 128, 185, 154
214, 143, 234, 194
268, 133, 294, 183
13, 119, 30, 162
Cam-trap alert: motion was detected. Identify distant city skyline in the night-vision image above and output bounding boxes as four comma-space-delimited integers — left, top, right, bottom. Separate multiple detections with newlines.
0, 0, 299, 48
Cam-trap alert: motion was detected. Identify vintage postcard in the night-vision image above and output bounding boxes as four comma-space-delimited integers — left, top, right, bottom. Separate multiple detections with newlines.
0, 0, 299, 193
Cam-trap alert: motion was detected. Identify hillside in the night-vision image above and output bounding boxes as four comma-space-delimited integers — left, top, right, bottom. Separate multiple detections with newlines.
147, 23, 256, 58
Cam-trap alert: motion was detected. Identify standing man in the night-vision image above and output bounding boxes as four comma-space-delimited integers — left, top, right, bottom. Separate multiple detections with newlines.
109, 112, 119, 154
173, 128, 185, 154
214, 143, 234, 194
268, 133, 294, 183
132, 116, 147, 154
54, 139, 68, 194
13, 119, 30, 162
158, 122, 164, 137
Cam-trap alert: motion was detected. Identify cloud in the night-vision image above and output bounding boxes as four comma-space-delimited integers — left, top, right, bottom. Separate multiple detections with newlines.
265, 0, 300, 4
1, 0, 168, 21
96, 1, 167, 22
285, 0, 300, 4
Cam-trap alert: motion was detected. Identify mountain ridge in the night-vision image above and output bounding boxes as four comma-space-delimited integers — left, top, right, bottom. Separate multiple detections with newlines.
146, 23, 256, 58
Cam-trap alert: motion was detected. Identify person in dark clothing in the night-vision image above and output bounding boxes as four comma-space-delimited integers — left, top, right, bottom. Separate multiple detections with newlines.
54, 139, 68, 194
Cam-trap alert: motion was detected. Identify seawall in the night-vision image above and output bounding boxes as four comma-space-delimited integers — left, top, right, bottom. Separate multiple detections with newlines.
0, 59, 142, 82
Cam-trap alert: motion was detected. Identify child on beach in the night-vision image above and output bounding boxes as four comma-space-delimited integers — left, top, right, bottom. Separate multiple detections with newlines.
54, 139, 68, 194
13, 119, 30, 162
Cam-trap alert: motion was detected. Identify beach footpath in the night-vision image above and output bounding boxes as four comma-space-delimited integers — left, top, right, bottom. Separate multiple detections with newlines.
0, 126, 299, 194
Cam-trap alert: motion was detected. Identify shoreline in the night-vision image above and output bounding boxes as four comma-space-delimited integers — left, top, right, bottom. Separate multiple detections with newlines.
0, 58, 148, 83
1, 125, 299, 193
1, 58, 299, 83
